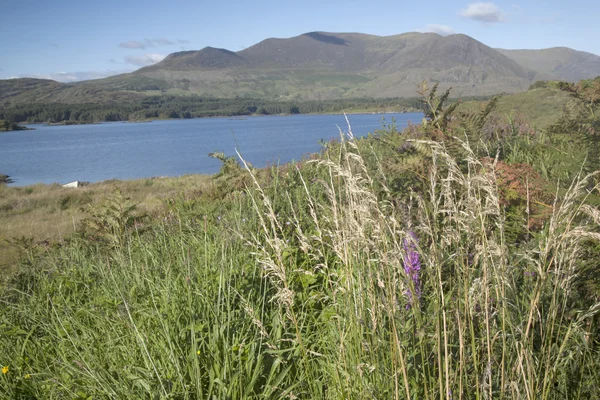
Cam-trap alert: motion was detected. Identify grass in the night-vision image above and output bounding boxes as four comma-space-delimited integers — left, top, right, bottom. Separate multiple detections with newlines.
1, 83, 600, 398
0, 175, 213, 271
456, 86, 571, 128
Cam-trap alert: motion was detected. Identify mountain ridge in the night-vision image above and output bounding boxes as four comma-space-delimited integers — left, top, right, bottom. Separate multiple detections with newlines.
2, 31, 600, 104
495, 47, 600, 82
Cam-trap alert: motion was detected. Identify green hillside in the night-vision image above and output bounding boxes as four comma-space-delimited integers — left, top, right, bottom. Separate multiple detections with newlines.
1, 79, 600, 398
457, 85, 572, 127
497, 47, 600, 82
3, 32, 600, 107
0, 78, 143, 108
123, 32, 539, 99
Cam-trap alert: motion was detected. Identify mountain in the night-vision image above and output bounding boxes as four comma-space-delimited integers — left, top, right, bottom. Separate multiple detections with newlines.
2, 32, 600, 105
143, 47, 249, 70
126, 32, 540, 99
496, 47, 600, 82
0, 78, 142, 108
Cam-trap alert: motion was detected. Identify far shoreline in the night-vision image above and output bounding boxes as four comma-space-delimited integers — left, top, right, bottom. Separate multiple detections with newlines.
18, 109, 420, 127
4, 111, 423, 187
4, 173, 214, 189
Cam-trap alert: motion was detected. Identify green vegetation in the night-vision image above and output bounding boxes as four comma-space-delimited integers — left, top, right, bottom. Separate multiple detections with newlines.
0, 78, 142, 108
1, 79, 600, 398
87, 32, 600, 99
4, 32, 600, 109
496, 48, 600, 82
0, 96, 425, 124
457, 85, 571, 128
0, 175, 212, 270
0, 120, 31, 132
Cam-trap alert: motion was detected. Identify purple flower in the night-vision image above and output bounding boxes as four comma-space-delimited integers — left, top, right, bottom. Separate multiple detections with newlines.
403, 231, 421, 308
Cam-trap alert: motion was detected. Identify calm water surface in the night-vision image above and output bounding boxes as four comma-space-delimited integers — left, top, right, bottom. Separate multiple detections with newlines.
0, 113, 422, 186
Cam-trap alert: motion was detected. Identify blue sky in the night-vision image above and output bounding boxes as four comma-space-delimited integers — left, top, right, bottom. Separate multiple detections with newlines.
1, 0, 598, 82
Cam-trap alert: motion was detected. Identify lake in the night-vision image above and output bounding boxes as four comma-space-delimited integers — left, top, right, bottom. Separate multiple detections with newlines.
0, 113, 422, 186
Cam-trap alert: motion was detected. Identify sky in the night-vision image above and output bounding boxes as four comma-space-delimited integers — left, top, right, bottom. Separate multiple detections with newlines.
1, 0, 599, 82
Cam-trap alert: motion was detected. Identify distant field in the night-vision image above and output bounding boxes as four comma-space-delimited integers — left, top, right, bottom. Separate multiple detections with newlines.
0, 86, 573, 270
456, 86, 571, 128
0, 175, 213, 270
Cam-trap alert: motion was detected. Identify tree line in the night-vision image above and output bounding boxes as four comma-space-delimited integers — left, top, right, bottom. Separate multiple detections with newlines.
0, 96, 428, 124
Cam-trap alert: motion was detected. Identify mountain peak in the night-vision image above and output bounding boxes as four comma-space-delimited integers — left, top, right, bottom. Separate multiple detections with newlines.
12, 31, 598, 101
302, 32, 348, 46
143, 46, 248, 71
126, 31, 600, 98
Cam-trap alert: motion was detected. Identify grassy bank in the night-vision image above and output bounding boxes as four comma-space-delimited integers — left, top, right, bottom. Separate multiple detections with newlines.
456, 86, 571, 128
1, 81, 599, 399
0, 120, 31, 132
0, 175, 212, 271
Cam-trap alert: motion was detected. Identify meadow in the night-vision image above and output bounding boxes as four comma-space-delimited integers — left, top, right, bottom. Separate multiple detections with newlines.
1, 80, 599, 399
0, 175, 213, 270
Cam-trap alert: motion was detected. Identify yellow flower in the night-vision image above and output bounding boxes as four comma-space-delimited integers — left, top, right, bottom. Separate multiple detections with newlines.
24, 374, 31, 379
1, 366, 8, 375
196, 350, 201, 355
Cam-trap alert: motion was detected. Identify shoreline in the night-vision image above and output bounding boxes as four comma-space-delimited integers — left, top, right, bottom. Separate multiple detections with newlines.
18, 109, 420, 127
3, 173, 214, 189
5, 112, 424, 188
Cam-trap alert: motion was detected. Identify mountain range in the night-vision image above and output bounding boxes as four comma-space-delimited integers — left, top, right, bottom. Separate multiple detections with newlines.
2, 31, 600, 105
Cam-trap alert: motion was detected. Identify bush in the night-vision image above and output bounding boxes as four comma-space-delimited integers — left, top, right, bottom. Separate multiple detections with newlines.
2, 84, 600, 398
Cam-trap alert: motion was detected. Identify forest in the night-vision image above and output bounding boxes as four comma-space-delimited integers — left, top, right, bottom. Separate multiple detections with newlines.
0, 96, 430, 124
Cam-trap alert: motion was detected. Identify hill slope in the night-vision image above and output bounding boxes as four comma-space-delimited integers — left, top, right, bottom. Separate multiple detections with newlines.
0, 78, 143, 108
456, 86, 571, 127
497, 47, 600, 82
2, 31, 600, 103
107, 32, 547, 99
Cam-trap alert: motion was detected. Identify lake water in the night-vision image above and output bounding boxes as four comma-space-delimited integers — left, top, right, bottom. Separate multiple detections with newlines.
0, 113, 422, 186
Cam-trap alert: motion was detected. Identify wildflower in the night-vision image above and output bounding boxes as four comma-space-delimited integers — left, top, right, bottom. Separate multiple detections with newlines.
403, 231, 421, 308
196, 350, 201, 355
24, 374, 31, 379
1, 366, 8, 374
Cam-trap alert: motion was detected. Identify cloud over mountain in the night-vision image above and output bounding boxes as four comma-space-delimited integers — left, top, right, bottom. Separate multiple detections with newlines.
422, 24, 457, 36
125, 53, 166, 66
16, 70, 130, 83
460, 2, 505, 23
119, 38, 180, 50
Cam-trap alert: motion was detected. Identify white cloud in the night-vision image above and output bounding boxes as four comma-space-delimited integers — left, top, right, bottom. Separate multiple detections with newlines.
120, 40, 147, 49
460, 2, 505, 23
125, 53, 166, 67
14, 70, 131, 83
422, 24, 457, 36
119, 38, 179, 50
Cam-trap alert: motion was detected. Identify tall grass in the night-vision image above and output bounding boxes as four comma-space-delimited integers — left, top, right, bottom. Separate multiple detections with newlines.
1, 122, 599, 398
0, 175, 213, 269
